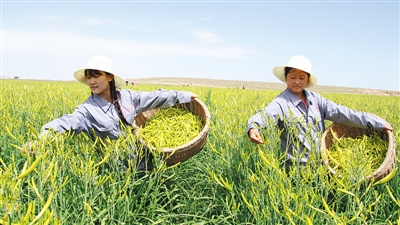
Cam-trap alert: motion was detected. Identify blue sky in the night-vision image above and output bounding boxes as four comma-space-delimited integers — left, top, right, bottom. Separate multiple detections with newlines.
1, 1, 399, 91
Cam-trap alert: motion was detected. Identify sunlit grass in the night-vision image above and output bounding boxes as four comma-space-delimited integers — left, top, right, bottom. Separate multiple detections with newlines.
1, 79, 399, 224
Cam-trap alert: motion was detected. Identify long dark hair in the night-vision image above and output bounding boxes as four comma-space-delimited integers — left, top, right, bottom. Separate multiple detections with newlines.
85, 69, 131, 126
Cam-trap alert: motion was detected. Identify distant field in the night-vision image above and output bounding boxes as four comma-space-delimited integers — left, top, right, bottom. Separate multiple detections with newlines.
4, 77, 399, 95
129, 77, 400, 96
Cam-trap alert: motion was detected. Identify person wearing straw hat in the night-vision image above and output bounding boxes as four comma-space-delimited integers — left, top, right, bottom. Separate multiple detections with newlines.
247, 55, 393, 171
31, 55, 198, 173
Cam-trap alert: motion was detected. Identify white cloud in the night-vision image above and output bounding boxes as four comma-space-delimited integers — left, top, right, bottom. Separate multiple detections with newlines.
1, 29, 262, 81
187, 27, 222, 43
175, 17, 214, 25
2, 29, 258, 59
83, 17, 102, 26
197, 17, 214, 22
40, 15, 56, 21
107, 18, 119, 25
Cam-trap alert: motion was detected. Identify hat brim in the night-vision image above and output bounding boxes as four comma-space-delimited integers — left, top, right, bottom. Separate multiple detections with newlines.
272, 65, 317, 88
74, 69, 125, 89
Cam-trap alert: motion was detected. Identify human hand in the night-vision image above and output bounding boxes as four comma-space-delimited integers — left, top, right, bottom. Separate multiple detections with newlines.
190, 92, 198, 99
25, 141, 38, 155
384, 121, 393, 131
248, 128, 264, 144
368, 113, 393, 132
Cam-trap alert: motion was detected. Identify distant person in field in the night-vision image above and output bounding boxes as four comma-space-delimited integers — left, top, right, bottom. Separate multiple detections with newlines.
247, 55, 393, 171
32, 55, 198, 173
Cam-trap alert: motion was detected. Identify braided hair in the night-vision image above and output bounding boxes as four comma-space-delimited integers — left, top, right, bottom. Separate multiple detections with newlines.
85, 69, 132, 126
111, 83, 132, 126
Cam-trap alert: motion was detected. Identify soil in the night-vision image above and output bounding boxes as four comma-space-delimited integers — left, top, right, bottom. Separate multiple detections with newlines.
128, 77, 400, 96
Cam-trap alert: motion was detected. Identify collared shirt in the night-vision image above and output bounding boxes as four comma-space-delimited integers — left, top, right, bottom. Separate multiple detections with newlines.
41, 89, 192, 140
247, 88, 385, 163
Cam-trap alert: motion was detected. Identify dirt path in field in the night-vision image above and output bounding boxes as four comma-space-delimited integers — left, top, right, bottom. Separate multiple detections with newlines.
128, 77, 400, 96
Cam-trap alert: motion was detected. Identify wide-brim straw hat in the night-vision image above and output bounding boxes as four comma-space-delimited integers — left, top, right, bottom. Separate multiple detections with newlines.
73, 55, 125, 89
272, 55, 317, 88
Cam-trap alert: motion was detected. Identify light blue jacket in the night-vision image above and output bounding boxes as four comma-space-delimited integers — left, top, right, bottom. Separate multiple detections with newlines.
247, 88, 385, 164
41, 89, 192, 140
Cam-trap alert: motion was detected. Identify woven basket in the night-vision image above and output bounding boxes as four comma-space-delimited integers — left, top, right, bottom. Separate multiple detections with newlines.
134, 98, 211, 166
320, 122, 396, 184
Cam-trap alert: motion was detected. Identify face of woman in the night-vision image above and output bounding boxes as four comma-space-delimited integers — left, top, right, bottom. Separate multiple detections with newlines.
85, 70, 113, 100
285, 68, 309, 98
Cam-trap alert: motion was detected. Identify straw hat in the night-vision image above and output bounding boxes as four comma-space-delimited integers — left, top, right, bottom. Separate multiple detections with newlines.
74, 56, 125, 88
272, 55, 317, 88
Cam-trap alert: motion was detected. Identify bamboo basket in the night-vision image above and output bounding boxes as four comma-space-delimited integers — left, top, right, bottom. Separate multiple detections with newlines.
134, 98, 211, 166
320, 122, 396, 184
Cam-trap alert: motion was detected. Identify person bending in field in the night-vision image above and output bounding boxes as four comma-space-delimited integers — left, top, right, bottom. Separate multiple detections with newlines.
31, 55, 198, 173
247, 55, 393, 172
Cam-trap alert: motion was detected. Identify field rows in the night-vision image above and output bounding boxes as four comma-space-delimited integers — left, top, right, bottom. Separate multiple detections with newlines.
1, 80, 399, 224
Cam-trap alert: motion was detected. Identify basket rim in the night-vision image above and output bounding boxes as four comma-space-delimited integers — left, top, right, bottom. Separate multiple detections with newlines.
134, 97, 211, 153
162, 97, 211, 153
320, 122, 397, 182
367, 129, 396, 180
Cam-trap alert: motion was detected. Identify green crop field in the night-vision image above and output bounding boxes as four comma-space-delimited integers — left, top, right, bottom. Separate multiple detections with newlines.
1, 79, 399, 224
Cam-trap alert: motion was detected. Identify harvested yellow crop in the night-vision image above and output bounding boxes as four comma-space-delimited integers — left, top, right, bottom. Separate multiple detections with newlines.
139, 107, 203, 149
327, 133, 387, 181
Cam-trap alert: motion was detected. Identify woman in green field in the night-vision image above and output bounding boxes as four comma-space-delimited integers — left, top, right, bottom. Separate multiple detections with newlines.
30, 55, 198, 173
247, 55, 393, 171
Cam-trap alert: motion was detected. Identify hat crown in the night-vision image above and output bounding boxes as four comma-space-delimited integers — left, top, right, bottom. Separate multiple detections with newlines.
86, 56, 114, 74
286, 55, 312, 74
74, 56, 125, 89
272, 55, 317, 88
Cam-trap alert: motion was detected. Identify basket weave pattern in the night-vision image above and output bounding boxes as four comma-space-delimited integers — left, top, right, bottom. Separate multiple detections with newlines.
320, 123, 396, 183
134, 98, 211, 166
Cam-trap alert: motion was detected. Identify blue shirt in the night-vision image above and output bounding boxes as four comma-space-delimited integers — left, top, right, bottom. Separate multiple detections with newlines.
247, 88, 385, 163
41, 89, 192, 140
